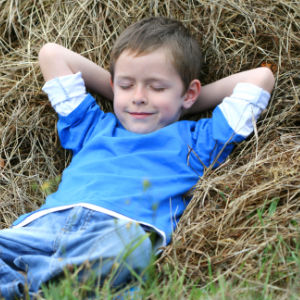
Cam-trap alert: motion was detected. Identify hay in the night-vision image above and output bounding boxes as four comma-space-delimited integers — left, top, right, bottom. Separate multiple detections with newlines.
1, 0, 299, 294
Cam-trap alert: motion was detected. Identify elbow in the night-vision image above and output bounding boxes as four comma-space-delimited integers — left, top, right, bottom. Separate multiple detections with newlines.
38, 43, 65, 82
259, 67, 275, 94
38, 43, 59, 64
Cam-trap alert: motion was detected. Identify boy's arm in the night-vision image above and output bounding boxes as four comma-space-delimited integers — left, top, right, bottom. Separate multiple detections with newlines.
38, 43, 113, 100
183, 67, 275, 116
39, 44, 275, 115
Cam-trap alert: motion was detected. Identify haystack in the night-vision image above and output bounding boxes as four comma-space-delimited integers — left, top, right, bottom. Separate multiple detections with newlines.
0, 0, 299, 295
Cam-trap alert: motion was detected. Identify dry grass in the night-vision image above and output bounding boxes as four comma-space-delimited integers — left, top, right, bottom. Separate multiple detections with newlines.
0, 0, 299, 296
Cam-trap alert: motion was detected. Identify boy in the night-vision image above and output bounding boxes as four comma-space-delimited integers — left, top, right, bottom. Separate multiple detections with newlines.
0, 17, 274, 299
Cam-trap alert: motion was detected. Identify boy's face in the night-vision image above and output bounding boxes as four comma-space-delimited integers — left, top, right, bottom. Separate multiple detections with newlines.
112, 48, 189, 134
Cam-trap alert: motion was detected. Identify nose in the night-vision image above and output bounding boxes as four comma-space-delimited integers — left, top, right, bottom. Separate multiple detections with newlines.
132, 85, 147, 105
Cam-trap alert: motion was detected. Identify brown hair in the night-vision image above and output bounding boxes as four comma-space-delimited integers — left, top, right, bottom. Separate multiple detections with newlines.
109, 17, 202, 92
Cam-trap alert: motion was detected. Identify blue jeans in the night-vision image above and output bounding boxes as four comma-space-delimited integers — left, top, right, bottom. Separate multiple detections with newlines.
0, 206, 153, 299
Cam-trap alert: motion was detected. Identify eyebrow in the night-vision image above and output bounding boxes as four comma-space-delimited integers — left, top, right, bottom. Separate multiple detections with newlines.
115, 76, 134, 81
116, 75, 169, 84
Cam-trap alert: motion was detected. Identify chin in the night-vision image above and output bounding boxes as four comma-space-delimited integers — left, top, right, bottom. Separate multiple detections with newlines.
131, 128, 154, 134
127, 125, 159, 134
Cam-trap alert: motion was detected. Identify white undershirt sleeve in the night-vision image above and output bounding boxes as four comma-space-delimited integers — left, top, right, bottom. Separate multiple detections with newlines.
42, 72, 87, 116
218, 83, 270, 137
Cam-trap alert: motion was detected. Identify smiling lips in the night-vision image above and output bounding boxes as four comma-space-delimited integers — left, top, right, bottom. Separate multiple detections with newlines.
129, 112, 154, 119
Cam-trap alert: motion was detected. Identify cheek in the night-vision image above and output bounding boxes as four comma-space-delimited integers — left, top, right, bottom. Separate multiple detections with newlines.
113, 97, 122, 116
158, 102, 180, 120
113, 92, 126, 109
155, 94, 182, 113
115, 88, 133, 102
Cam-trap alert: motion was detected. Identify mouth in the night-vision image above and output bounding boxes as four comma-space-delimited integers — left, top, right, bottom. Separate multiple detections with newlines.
129, 112, 154, 119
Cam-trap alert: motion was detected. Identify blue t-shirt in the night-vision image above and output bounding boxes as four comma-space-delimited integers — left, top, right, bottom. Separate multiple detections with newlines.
13, 84, 270, 245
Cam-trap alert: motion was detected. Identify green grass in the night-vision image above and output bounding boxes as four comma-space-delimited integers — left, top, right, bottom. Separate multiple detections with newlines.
34, 235, 299, 300
37, 266, 300, 300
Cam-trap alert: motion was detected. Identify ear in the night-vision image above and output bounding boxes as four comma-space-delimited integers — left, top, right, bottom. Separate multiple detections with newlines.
182, 79, 201, 109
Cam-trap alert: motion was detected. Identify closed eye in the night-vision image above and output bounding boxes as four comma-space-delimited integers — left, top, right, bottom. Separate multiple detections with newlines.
150, 86, 166, 92
118, 84, 133, 90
